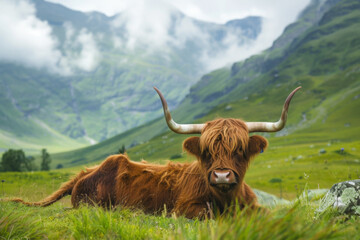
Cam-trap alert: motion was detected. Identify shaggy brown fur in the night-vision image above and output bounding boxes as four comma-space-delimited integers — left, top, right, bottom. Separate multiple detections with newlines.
8, 118, 267, 219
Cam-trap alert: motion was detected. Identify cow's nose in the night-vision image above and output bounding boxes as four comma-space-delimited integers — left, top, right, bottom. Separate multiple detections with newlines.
210, 169, 236, 185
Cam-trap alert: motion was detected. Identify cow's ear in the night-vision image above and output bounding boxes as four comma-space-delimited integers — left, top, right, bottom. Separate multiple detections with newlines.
248, 135, 268, 156
183, 136, 201, 157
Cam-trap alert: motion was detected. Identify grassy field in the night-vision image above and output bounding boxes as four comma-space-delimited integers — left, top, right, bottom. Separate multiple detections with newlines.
1, 132, 360, 239
1, 169, 360, 239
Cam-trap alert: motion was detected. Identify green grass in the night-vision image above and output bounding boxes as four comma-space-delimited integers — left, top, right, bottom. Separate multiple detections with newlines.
0, 171, 359, 239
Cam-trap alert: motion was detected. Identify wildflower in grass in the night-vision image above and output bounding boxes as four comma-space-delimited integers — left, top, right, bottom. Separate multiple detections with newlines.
304, 172, 309, 180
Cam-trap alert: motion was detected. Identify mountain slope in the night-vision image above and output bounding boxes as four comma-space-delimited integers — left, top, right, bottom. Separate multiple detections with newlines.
0, 0, 262, 152
50, 0, 360, 167
0, 64, 89, 154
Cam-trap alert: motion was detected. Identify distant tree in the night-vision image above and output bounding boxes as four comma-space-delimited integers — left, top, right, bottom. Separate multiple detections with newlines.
23, 156, 38, 171
1, 149, 26, 172
170, 153, 182, 160
0, 149, 38, 172
41, 149, 52, 171
118, 145, 126, 154
56, 164, 63, 169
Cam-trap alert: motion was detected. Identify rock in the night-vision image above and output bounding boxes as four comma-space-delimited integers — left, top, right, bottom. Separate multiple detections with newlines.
316, 180, 360, 215
225, 105, 232, 111
254, 189, 290, 207
301, 189, 329, 201
319, 149, 326, 154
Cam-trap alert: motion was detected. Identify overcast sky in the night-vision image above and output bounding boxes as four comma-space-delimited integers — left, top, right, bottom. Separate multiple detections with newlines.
48, 0, 311, 24
0, 0, 311, 75
48, 0, 312, 70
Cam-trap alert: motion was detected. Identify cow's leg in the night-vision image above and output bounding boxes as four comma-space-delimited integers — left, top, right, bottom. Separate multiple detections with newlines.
71, 155, 125, 208
238, 183, 258, 205
237, 183, 269, 214
71, 177, 97, 207
173, 200, 211, 219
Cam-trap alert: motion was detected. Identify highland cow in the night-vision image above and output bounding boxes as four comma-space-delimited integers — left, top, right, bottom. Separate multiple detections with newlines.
10, 87, 301, 219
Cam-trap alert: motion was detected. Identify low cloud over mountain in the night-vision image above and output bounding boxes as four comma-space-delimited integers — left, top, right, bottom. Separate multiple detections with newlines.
0, 0, 101, 75
0, 0, 310, 75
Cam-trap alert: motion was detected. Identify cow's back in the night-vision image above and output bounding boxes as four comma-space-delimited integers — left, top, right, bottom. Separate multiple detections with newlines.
114, 155, 186, 213
71, 154, 190, 213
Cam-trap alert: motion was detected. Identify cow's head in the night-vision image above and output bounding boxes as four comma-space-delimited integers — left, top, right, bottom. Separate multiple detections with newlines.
154, 87, 300, 197
181, 119, 267, 195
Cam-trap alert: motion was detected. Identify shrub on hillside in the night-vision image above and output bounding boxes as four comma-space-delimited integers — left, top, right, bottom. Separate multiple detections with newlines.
0, 149, 38, 172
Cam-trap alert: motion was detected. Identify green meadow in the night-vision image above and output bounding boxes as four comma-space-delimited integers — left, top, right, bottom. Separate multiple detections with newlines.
1, 169, 360, 239
1, 0, 360, 239
1, 133, 359, 239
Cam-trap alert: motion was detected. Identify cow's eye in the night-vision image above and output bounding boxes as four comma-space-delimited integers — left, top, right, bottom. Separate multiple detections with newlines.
201, 152, 211, 161
234, 148, 244, 159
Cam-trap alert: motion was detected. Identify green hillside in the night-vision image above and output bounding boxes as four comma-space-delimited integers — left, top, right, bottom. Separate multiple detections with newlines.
50, 0, 358, 158
0, 65, 88, 154
0, 0, 262, 153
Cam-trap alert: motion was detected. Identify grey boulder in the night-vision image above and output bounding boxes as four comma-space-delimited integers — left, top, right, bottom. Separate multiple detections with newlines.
317, 180, 360, 215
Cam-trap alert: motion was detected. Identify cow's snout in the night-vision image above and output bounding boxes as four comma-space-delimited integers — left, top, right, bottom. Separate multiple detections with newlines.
210, 169, 236, 185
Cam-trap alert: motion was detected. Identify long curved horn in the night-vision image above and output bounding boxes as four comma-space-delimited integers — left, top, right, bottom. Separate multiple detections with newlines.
246, 86, 301, 132
154, 87, 205, 134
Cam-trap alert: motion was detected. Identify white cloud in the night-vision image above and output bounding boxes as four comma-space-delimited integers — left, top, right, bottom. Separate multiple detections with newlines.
112, 0, 175, 51
200, 32, 246, 71
74, 30, 100, 71
169, 0, 312, 70
184, 1, 312, 71
172, 17, 210, 47
0, 0, 61, 71
49, 0, 310, 71
48, 0, 310, 27
62, 23, 101, 72
47, 0, 128, 17
169, 0, 310, 25
0, 0, 101, 75
1, 0, 311, 75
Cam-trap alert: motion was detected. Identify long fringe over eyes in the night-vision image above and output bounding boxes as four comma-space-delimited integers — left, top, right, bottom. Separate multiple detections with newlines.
199, 119, 249, 160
